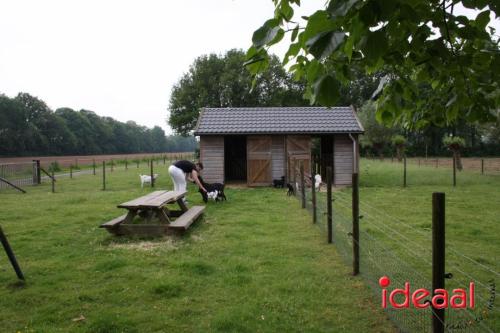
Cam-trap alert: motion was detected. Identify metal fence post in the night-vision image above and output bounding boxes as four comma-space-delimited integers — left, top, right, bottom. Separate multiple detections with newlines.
300, 162, 306, 209
352, 173, 360, 275
102, 161, 106, 191
327, 166, 333, 244
432, 192, 446, 333
150, 159, 154, 188
403, 155, 407, 187
311, 169, 317, 224
452, 155, 456, 187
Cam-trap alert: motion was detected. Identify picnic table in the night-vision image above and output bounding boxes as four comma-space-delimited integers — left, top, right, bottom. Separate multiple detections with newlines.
100, 190, 205, 236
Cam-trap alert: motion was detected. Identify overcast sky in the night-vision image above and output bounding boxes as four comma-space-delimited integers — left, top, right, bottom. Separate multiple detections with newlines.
0, 0, 322, 134
0, 1, 497, 135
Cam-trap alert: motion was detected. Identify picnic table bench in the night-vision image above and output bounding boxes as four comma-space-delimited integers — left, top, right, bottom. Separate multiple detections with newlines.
100, 190, 205, 236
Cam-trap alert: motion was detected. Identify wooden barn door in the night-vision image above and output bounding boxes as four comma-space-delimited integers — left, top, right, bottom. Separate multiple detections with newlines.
247, 136, 272, 186
286, 136, 311, 179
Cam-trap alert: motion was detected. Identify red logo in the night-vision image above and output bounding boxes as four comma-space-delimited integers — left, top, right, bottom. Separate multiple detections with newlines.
379, 276, 475, 309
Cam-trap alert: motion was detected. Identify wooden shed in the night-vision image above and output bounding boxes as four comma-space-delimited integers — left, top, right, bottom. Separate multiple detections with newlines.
193, 107, 363, 186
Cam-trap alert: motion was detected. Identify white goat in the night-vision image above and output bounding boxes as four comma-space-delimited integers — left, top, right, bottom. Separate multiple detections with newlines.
140, 174, 159, 188
314, 174, 322, 191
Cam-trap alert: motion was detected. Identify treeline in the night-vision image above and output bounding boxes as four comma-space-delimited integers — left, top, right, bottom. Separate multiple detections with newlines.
0, 92, 196, 156
358, 101, 500, 158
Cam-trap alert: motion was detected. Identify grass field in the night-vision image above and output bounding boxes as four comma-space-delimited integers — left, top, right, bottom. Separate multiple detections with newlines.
324, 159, 500, 332
0, 165, 394, 333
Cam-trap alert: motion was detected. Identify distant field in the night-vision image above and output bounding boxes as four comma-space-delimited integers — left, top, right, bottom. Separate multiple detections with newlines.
0, 152, 195, 168
372, 156, 500, 175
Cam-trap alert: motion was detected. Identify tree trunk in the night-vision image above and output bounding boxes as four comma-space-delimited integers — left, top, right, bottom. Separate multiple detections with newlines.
454, 150, 463, 171
396, 146, 403, 162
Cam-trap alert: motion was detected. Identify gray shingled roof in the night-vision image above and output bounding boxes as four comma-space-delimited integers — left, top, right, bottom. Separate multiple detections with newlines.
194, 107, 364, 135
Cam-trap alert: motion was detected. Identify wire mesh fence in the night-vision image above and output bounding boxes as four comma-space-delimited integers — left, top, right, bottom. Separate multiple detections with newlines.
290, 160, 499, 332
0, 161, 37, 190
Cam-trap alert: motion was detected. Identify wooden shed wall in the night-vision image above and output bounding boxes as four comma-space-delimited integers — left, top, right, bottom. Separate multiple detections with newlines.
334, 134, 354, 185
200, 136, 224, 183
271, 136, 286, 180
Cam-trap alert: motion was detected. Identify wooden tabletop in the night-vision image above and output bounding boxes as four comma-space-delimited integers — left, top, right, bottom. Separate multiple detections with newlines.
117, 190, 187, 209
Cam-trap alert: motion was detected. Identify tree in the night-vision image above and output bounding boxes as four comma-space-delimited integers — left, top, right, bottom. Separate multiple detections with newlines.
443, 135, 466, 170
391, 134, 407, 162
168, 49, 308, 135
358, 101, 398, 159
246, 0, 499, 129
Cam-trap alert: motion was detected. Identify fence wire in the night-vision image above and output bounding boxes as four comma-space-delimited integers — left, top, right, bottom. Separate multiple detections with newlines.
0, 162, 36, 190
291, 165, 498, 333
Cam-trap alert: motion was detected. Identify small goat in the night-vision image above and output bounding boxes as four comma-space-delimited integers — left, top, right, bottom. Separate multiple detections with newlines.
273, 176, 285, 188
286, 183, 295, 196
198, 176, 226, 203
314, 174, 322, 191
140, 174, 159, 188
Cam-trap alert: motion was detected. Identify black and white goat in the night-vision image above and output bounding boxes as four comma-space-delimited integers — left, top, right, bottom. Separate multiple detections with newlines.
198, 176, 227, 203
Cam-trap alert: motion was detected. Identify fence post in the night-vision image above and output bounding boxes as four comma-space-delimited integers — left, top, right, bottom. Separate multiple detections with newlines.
0, 226, 25, 280
418, 158, 421, 167
481, 158, 484, 175
311, 169, 317, 224
300, 162, 306, 209
436, 158, 438, 168
163, 156, 166, 165
150, 159, 154, 188
102, 161, 106, 191
51, 169, 55, 193
34, 160, 41, 184
125, 159, 128, 170
452, 155, 456, 187
352, 172, 360, 275
432, 192, 446, 333
326, 166, 333, 244
403, 155, 407, 187
70, 165, 73, 179
93, 159, 96, 176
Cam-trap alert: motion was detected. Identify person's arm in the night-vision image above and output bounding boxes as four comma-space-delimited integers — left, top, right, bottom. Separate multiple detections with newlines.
191, 170, 207, 192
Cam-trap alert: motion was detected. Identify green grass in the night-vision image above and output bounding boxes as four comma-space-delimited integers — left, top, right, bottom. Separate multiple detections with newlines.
323, 159, 500, 332
0, 165, 393, 332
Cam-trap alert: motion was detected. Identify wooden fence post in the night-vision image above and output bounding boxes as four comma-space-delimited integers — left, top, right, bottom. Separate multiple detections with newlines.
0, 226, 25, 280
352, 173, 360, 275
452, 156, 456, 187
432, 192, 446, 333
436, 158, 438, 168
403, 155, 407, 187
311, 169, 317, 224
326, 166, 333, 244
51, 169, 55, 193
300, 162, 306, 209
102, 161, 106, 191
70, 165, 73, 179
481, 158, 484, 175
93, 159, 96, 175
150, 159, 154, 188
35, 160, 41, 184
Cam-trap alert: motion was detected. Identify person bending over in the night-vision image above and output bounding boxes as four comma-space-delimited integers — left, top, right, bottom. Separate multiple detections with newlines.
168, 160, 207, 198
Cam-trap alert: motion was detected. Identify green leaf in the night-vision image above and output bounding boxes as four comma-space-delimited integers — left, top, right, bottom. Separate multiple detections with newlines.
360, 30, 388, 62
306, 60, 324, 83
312, 74, 340, 106
327, 0, 359, 17
475, 10, 490, 30
302, 10, 337, 42
291, 24, 300, 42
306, 31, 345, 60
277, 0, 294, 22
252, 19, 280, 48
283, 42, 301, 65
344, 36, 354, 61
